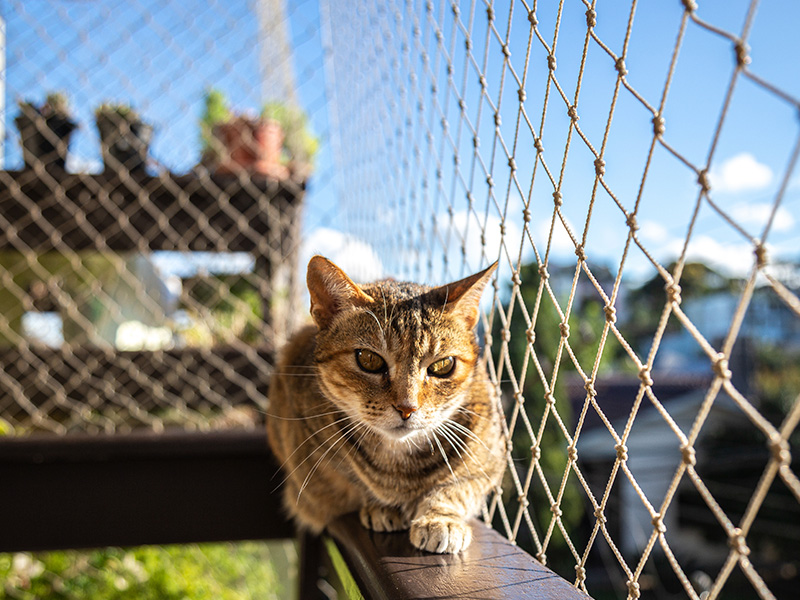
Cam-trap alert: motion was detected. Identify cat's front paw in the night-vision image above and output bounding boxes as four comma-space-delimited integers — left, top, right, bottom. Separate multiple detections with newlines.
409, 515, 472, 554
359, 505, 410, 532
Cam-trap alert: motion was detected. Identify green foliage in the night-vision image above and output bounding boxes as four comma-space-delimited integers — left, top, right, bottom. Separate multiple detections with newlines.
262, 101, 319, 167
95, 103, 140, 121
0, 542, 294, 600
199, 88, 233, 149
18, 92, 71, 118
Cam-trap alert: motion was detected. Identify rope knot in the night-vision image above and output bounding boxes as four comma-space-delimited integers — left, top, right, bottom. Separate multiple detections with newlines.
584, 380, 596, 397
534, 137, 544, 153
518, 495, 529, 508
734, 40, 751, 67
528, 10, 538, 26
568, 105, 579, 122
652, 513, 666, 533
638, 367, 653, 387
755, 244, 768, 268
559, 322, 570, 338
518, 88, 526, 102
575, 244, 587, 262
486, 174, 494, 187
552, 190, 563, 207
508, 157, 517, 171
547, 53, 557, 71
729, 528, 750, 556
526, 327, 536, 344
713, 353, 732, 380
769, 436, 791, 466
697, 169, 711, 193
594, 157, 606, 176
531, 443, 542, 460
479, 74, 487, 90
626, 213, 638, 231
502, 44, 511, 59
615, 57, 628, 77
538, 264, 549, 279
681, 444, 697, 466
486, 6, 495, 21
585, 8, 597, 28
594, 507, 607, 523
665, 282, 682, 305
544, 391, 556, 406
567, 444, 578, 462
523, 208, 532, 223
682, 0, 698, 12
550, 504, 563, 518
627, 580, 641, 598
494, 112, 502, 127
511, 270, 522, 286
604, 304, 617, 323
652, 114, 666, 136
575, 565, 587, 582
615, 444, 628, 461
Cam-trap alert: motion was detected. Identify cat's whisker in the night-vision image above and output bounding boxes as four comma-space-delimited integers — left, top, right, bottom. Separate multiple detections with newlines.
297, 419, 363, 502
456, 406, 490, 422
334, 422, 371, 470
271, 414, 354, 488
422, 429, 436, 455
430, 428, 458, 484
261, 408, 344, 421
436, 424, 471, 478
446, 418, 491, 451
363, 308, 386, 341
441, 421, 495, 485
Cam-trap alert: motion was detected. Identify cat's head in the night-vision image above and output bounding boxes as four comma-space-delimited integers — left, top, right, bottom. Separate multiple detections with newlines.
307, 256, 497, 442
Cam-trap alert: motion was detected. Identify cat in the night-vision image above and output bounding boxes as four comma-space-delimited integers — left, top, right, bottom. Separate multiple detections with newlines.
266, 255, 506, 554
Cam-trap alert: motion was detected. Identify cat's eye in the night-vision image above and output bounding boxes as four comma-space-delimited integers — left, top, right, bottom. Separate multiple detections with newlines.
355, 349, 387, 373
427, 356, 455, 378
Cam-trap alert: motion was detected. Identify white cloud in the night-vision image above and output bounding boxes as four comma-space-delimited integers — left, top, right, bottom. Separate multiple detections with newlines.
662, 234, 759, 277
730, 202, 795, 233
449, 210, 522, 271
535, 215, 577, 257
300, 227, 384, 283
639, 220, 670, 245
709, 153, 772, 194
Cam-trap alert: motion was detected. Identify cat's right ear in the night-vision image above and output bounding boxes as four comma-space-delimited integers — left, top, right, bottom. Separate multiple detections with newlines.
307, 256, 375, 328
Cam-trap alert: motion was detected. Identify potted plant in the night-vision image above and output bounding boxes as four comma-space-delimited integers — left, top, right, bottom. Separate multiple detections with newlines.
199, 89, 317, 181
95, 103, 154, 175
261, 101, 319, 181
14, 93, 78, 171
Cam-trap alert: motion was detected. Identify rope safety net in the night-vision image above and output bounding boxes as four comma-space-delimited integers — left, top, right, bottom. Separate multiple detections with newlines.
1, 1, 799, 598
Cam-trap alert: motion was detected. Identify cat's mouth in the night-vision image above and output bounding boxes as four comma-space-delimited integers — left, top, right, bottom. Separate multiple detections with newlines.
383, 419, 429, 441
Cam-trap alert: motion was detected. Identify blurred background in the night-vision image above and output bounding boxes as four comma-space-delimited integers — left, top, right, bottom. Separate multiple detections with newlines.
0, 0, 798, 598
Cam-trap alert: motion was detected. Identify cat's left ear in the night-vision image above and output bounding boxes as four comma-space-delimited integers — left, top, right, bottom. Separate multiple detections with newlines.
307, 255, 375, 328
434, 261, 498, 329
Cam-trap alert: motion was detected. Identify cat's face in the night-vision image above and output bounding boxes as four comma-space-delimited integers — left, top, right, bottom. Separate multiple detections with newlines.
307, 257, 496, 443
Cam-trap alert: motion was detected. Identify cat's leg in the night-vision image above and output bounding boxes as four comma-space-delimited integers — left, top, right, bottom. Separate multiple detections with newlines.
359, 503, 411, 532
409, 482, 485, 553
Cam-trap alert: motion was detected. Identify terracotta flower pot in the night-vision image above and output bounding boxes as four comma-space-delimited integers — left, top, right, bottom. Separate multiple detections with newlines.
211, 117, 289, 179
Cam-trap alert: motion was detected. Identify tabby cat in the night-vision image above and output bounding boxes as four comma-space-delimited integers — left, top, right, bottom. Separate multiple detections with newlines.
267, 256, 506, 553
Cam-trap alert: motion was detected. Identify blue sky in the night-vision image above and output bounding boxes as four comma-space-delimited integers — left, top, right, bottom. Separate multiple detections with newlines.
3, 0, 798, 287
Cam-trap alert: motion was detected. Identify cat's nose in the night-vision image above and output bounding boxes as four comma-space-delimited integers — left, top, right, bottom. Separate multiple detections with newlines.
393, 402, 417, 420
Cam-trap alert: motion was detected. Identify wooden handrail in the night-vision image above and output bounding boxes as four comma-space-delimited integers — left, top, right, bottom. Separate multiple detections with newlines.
326, 513, 591, 599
